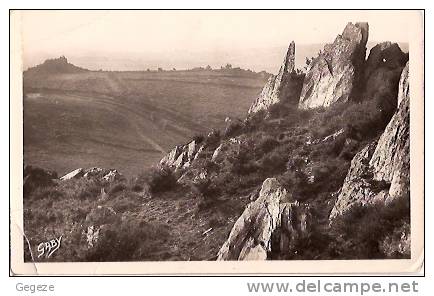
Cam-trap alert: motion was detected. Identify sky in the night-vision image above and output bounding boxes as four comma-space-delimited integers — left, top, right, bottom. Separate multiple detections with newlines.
17, 10, 418, 73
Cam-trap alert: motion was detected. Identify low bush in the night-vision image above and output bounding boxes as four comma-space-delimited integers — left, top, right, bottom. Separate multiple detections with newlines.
224, 120, 244, 138
192, 178, 221, 200
108, 182, 127, 195
192, 134, 205, 144
328, 193, 410, 259
85, 218, 170, 261
204, 129, 221, 148
257, 136, 280, 154
258, 148, 288, 175
138, 166, 177, 194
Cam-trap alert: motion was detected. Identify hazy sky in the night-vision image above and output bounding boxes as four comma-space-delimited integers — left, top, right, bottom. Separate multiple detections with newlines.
18, 10, 417, 72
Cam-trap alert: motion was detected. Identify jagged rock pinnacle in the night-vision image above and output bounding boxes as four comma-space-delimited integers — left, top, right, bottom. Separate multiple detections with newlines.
248, 41, 302, 114
298, 22, 369, 109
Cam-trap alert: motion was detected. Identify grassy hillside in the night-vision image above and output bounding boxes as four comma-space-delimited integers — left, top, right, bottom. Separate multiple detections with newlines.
24, 69, 268, 177
24, 95, 409, 262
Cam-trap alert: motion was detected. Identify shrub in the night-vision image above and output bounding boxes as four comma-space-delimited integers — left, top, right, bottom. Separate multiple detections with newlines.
224, 120, 243, 138
257, 136, 280, 154
78, 182, 102, 200
111, 197, 140, 213
23, 165, 58, 196
85, 218, 170, 261
244, 110, 266, 131
192, 178, 221, 200
139, 166, 177, 194
204, 129, 221, 148
32, 187, 64, 201
258, 149, 288, 175
108, 182, 127, 195
228, 148, 258, 175
328, 193, 410, 259
192, 134, 205, 144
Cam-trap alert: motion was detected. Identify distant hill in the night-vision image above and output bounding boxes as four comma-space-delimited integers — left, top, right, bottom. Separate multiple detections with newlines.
24, 56, 89, 76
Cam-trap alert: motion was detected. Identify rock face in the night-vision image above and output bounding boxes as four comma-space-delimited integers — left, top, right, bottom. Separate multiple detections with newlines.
248, 42, 304, 114
299, 22, 369, 109
160, 140, 203, 170
217, 178, 311, 260
330, 62, 409, 219
369, 62, 410, 198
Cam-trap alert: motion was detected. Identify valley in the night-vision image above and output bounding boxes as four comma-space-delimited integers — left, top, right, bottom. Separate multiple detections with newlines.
24, 68, 268, 177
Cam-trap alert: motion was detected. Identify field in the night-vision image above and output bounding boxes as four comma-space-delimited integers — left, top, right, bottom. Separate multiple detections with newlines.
23, 69, 268, 177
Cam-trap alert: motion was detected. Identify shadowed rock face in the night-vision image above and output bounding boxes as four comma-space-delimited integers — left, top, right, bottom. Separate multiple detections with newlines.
248, 42, 303, 114
299, 22, 369, 109
329, 62, 409, 219
362, 42, 408, 121
364, 42, 408, 81
217, 178, 311, 260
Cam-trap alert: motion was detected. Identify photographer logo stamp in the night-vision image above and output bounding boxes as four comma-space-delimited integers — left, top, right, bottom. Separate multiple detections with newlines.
37, 236, 62, 259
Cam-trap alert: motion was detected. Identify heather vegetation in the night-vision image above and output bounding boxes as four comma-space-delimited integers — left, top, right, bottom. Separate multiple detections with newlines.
23, 27, 411, 262
23, 82, 404, 261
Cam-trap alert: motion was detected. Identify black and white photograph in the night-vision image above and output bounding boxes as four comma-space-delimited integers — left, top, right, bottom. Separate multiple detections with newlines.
9, 9, 424, 275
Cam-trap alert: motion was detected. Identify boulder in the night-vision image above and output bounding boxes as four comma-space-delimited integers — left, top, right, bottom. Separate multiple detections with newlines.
217, 178, 311, 260
248, 42, 304, 114
299, 22, 369, 109
60, 167, 123, 182
330, 62, 410, 219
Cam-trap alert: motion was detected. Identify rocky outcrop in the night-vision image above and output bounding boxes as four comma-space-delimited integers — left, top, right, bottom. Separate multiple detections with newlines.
217, 178, 311, 260
299, 22, 369, 109
330, 62, 409, 219
248, 42, 304, 114
369, 62, 410, 198
60, 167, 123, 182
159, 140, 203, 170
60, 168, 84, 181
